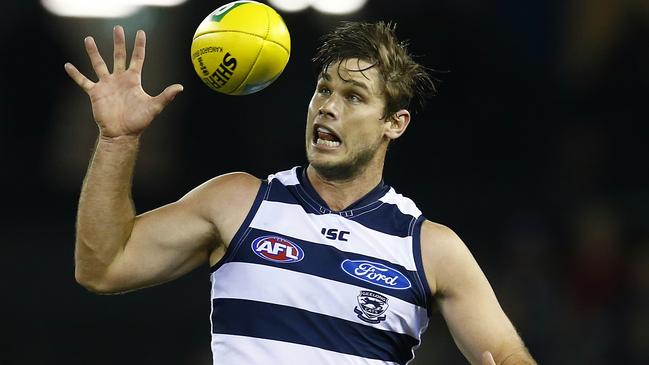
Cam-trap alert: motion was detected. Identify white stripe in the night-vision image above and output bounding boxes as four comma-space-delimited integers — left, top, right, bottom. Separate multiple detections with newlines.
211, 333, 399, 365
249, 200, 417, 271
212, 262, 428, 338
379, 188, 422, 218
268, 166, 299, 186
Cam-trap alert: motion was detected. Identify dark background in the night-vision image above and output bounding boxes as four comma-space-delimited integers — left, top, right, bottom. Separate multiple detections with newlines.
2, 0, 648, 364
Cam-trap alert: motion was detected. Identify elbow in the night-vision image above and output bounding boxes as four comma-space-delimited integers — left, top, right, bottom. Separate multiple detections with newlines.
74, 238, 125, 294
74, 267, 121, 294
74, 269, 105, 293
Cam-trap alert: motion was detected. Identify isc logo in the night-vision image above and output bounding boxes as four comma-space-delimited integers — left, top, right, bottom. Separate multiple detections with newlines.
321, 228, 350, 242
251, 236, 304, 263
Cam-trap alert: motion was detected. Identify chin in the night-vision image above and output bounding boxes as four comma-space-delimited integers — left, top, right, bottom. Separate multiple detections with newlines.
306, 139, 382, 181
310, 161, 356, 181
308, 153, 372, 181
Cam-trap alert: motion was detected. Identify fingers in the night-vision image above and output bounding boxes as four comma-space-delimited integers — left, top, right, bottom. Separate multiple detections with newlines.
113, 25, 127, 72
152, 84, 184, 114
481, 351, 497, 365
64, 62, 94, 92
84, 36, 109, 79
72, 27, 152, 92
129, 30, 146, 74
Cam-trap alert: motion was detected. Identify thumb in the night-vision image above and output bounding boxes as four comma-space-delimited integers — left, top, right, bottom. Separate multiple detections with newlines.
152, 83, 184, 113
481, 351, 496, 365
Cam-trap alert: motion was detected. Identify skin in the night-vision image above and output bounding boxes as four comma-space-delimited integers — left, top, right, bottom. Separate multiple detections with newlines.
304, 59, 411, 210
66, 26, 536, 364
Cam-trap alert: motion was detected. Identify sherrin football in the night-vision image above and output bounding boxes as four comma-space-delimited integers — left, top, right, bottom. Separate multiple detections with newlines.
190, 1, 291, 95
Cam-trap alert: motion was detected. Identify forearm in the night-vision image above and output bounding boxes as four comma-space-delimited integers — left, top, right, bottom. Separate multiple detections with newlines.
498, 346, 536, 365
75, 135, 140, 289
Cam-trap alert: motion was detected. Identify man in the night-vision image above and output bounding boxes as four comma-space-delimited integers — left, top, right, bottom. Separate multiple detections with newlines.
65, 21, 536, 365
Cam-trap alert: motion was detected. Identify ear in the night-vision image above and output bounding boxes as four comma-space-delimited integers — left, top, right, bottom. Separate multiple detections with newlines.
384, 109, 411, 140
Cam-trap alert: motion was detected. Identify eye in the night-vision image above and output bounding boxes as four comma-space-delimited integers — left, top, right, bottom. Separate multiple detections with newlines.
318, 87, 331, 95
347, 94, 362, 103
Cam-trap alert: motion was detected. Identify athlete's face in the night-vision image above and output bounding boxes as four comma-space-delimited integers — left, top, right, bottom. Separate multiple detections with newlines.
305, 59, 391, 180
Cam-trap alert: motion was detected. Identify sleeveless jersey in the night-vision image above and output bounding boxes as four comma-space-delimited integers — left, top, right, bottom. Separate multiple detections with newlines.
209, 166, 432, 365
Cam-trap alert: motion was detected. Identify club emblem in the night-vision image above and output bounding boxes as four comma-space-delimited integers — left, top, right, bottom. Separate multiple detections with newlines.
354, 290, 389, 324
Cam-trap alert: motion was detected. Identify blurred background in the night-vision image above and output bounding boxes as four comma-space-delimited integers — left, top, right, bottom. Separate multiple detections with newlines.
1, 0, 648, 364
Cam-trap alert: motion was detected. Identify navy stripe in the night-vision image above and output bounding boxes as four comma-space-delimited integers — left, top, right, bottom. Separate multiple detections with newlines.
225, 228, 427, 308
411, 215, 433, 316
212, 298, 418, 364
350, 203, 416, 238
210, 180, 270, 273
266, 180, 417, 238
266, 181, 321, 214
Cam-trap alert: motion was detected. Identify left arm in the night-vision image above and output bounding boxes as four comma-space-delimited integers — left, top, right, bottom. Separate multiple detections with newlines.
420, 220, 536, 365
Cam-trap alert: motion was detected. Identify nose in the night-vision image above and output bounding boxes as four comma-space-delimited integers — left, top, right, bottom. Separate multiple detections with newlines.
318, 95, 338, 119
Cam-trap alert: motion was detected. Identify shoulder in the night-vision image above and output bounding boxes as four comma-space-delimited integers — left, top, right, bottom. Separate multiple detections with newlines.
179, 172, 262, 215
180, 172, 264, 250
185, 171, 261, 197
420, 220, 466, 269
420, 220, 462, 246
419, 220, 476, 297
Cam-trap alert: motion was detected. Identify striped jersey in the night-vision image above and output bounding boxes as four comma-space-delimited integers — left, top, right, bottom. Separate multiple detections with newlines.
209, 166, 432, 365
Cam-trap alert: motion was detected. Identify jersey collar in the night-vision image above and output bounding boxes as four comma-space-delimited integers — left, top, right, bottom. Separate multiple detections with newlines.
295, 166, 390, 216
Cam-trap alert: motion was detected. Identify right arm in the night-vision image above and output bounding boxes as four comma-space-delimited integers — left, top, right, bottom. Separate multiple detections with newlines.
67, 26, 259, 293
76, 138, 258, 293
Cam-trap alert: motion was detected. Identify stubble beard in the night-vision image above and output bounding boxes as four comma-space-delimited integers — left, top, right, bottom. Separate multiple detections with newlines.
307, 140, 383, 182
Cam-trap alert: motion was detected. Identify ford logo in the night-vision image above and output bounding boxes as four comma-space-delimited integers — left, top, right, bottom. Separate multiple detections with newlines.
341, 259, 411, 290
251, 236, 304, 263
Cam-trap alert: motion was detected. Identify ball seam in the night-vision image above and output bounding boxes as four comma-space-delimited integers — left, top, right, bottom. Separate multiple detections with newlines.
232, 5, 271, 94
193, 30, 289, 54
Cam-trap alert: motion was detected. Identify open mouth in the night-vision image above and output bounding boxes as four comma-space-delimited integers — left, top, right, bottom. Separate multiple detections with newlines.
313, 125, 342, 148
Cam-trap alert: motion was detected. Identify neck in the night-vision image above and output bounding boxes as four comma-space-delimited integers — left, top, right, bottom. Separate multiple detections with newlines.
306, 158, 384, 212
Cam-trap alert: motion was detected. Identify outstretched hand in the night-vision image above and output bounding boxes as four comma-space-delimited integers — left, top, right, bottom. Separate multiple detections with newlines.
64, 25, 183, 138
482, 351, 497, 365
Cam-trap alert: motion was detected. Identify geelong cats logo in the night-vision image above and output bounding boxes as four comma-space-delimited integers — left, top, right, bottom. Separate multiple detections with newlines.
355, 290, 389, 324
251, 236, 304, 263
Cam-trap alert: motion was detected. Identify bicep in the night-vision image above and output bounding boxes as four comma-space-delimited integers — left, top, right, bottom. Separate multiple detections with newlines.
101, 172, 261, 293
103, 196, 216, 292
423, 222, 523, 364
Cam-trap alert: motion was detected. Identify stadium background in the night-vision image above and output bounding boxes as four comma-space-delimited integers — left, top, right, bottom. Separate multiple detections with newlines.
1, 0, 648, 363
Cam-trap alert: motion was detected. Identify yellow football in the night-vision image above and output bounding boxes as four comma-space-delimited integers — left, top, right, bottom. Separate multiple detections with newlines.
190, 1, 291, 95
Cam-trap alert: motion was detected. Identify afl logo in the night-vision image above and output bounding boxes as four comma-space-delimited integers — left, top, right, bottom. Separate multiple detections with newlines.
251, 236, 304, 263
